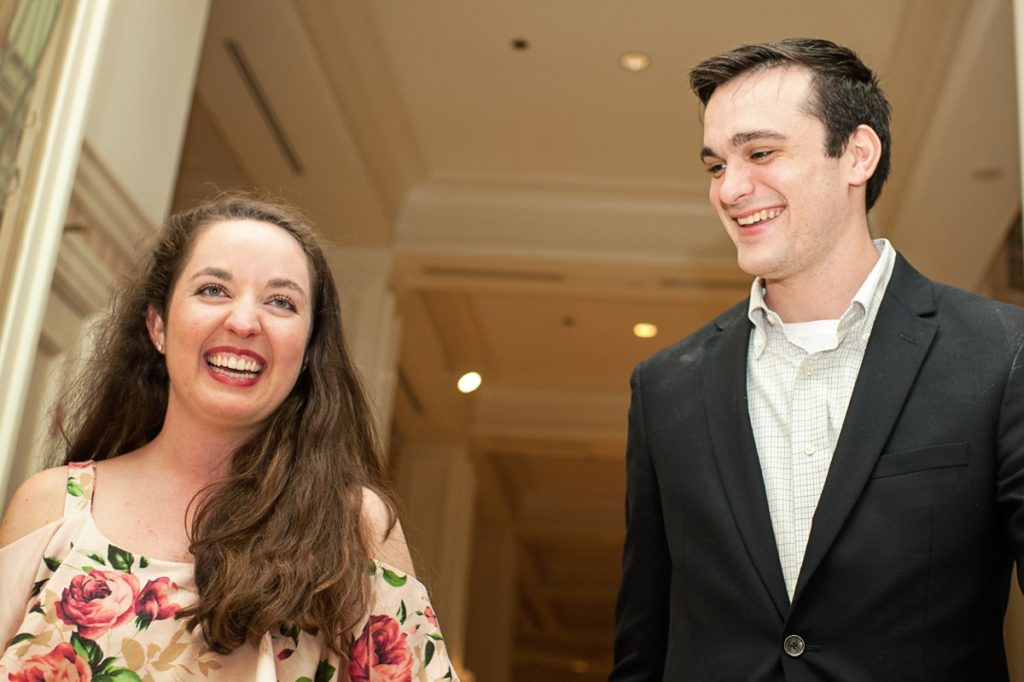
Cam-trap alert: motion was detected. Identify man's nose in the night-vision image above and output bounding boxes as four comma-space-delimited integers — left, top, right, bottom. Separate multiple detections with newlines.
716, 165, 754, 206
224, 302, 261, 337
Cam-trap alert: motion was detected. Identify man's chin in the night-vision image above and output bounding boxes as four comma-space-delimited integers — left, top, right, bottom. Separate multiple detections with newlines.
735, 255, 768, 279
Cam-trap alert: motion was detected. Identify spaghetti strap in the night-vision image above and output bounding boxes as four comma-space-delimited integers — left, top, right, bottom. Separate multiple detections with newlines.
62, 460, 96, 516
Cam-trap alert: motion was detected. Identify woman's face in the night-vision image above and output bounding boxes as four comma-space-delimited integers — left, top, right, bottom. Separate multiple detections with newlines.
147, 219, 313, 434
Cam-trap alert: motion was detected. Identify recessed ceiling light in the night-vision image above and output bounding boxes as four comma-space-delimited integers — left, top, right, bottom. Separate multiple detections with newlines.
620, 51, 651, 72
457, 371, 482, 394
570, 659, 590, 674
633, 322, 658, 338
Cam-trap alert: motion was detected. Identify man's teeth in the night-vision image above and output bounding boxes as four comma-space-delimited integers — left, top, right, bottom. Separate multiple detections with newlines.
737, 209, 782, 226
207, 353, 263, 373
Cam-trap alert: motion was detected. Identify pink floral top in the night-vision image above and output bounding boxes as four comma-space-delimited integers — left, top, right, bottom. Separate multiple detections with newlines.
0, 462, 459, 681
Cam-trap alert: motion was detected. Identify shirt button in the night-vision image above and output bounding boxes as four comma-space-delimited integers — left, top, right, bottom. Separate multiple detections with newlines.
783, 634, 806, 658
804, 444, 815, 456
802, 363, 813, 376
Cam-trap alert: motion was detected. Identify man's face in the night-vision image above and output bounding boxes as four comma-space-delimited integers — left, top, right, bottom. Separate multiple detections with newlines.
700, 66, 857, 285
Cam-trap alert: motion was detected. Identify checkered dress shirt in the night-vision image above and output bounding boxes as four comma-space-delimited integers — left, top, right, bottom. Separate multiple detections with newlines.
746, 239, 896, 599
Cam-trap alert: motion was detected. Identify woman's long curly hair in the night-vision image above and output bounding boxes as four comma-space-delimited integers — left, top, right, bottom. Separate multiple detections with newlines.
54, 192, 396, 655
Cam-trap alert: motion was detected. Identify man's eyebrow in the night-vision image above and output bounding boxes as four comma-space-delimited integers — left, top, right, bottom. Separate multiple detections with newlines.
700, 130, 788, 161
700, 146, 719, 162
731, 130, 787, 147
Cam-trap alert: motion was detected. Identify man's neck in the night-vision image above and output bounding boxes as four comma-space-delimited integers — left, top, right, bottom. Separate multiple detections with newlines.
762, 234, 880, 323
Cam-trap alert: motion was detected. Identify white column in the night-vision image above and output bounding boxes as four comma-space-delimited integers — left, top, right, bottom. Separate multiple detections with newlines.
330, 247, 402, 445
83, 0, 210, 226
464, 520, 518, 682
0, 0, 211, 502
394, 443, 477, 679
0, 0, 111, 498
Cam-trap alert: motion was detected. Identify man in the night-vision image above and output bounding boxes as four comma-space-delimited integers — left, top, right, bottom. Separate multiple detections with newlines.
610, 38, 1024, 681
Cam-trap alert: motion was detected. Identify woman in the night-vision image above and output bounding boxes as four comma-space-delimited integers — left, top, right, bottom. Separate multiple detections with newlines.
0, 194, 458, 680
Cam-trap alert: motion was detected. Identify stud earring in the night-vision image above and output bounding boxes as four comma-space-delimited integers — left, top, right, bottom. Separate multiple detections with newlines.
155, 342, 165, 353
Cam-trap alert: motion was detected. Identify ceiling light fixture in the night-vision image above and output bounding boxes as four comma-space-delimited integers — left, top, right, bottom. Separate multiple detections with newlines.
457, 371, 482, 394
633, 322, 658, 339
620, 51, 651, 72
971, 166, 1004, 181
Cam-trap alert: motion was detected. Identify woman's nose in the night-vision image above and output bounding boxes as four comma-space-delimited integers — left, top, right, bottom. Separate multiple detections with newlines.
224, 303, 261, 337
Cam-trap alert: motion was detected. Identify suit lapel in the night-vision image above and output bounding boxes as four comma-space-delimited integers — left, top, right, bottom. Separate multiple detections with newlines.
793, 256, 938, 603
704, 303, 790, 619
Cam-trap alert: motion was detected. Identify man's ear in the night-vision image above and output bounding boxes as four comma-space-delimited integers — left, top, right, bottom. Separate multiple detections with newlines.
845, 124, 882, 188
146, 305, 166, 353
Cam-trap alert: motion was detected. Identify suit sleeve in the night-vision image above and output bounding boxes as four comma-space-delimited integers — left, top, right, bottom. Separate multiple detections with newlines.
610, 364, 671, 681
997, 339, 1024, 591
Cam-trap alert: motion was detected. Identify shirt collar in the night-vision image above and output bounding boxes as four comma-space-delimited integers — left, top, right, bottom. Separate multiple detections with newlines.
748, 239, 896, 356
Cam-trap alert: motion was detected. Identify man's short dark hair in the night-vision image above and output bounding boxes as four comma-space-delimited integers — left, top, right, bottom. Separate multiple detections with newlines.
689, 38, 892, 211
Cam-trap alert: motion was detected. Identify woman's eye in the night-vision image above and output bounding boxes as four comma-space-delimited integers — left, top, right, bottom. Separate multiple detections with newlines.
269, 296, 297, 312
197, 284, 226, 297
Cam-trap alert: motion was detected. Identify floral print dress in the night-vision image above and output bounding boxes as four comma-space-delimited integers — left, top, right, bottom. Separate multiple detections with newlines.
0, 462, 459, 681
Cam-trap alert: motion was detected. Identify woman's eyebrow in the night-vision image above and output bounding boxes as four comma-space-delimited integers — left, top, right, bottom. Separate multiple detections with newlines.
268, 278, 307, 297
186, 268, 306, 298
188, 267, 231, 281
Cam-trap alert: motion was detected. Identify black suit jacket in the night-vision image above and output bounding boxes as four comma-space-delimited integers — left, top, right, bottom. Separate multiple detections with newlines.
611, 255, 1024, 681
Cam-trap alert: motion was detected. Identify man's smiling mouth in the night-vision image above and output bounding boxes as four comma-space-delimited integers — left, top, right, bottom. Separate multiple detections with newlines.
737, 208, 783, 226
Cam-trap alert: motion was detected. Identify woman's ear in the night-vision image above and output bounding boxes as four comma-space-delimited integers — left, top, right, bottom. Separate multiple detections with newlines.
846, 124, 882, 189
146, 305, 166, 353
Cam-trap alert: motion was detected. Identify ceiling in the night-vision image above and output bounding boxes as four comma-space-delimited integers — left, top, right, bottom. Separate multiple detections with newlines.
172, 0, 1023, 678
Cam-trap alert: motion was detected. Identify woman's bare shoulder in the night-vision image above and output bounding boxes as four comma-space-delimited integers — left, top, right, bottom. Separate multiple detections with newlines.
360, 487, 416, 577
0, 466, 68, 548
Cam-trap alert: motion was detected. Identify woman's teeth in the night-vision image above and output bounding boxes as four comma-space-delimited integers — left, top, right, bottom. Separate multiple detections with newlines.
207, 353, 264, 374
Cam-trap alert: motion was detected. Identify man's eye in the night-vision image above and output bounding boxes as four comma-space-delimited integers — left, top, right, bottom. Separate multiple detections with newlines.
751, 150, 775, 161
706, 163, 725, 177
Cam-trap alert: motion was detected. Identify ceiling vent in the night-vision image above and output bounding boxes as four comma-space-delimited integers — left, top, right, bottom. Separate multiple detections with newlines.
223, 39, 304, 176
423, 265, 563, 283
398, 367, 425, 414
658, 276, 744, 290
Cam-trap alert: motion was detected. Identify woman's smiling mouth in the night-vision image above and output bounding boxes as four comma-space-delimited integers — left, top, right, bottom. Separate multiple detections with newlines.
205, 349, 266, 385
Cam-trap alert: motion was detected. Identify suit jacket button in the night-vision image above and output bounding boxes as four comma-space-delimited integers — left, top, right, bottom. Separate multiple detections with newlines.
783, 634, 806, 658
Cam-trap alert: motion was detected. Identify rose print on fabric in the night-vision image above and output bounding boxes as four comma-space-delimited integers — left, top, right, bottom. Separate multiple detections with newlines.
7, 542, 185, 681
3, 466, 459, 682
55, 569, 140, 640
133, 577, 180, 629
7, 643, 92, 682
348, 615, 413, 682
